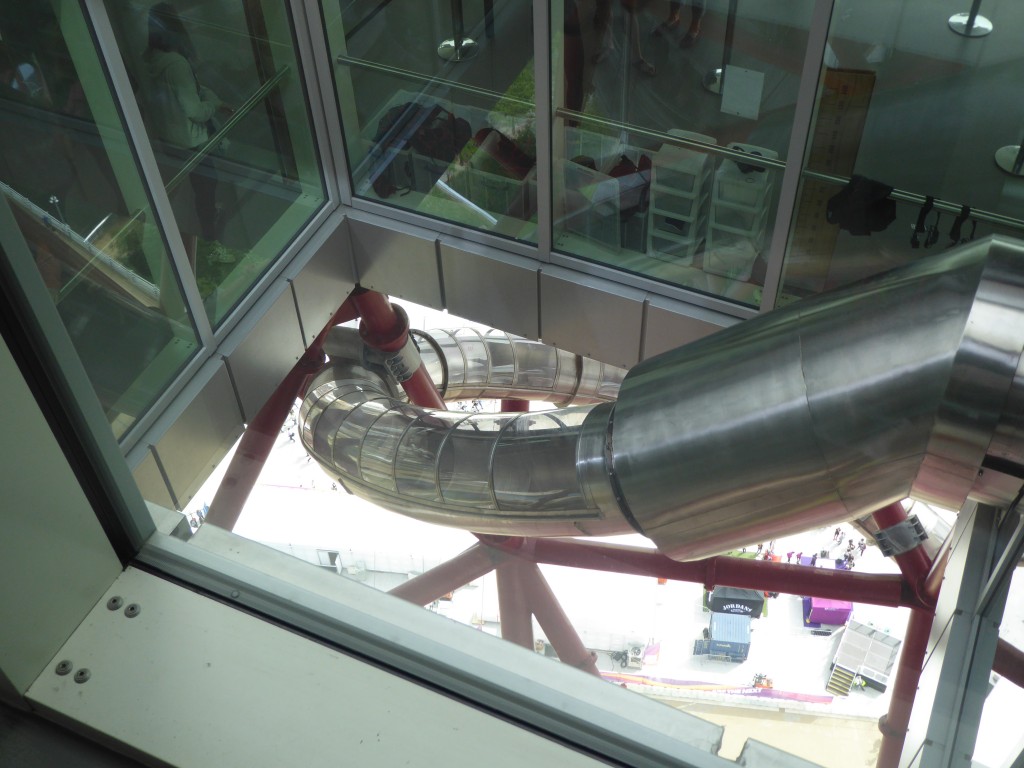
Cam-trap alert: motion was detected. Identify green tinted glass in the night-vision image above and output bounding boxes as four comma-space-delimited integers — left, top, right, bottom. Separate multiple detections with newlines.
104, 0, 328, 326
0, 0, 199, 439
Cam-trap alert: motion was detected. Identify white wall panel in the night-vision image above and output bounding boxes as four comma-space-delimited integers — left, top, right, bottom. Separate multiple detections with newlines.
27, 568, 624, 768
0, 336, 121, 700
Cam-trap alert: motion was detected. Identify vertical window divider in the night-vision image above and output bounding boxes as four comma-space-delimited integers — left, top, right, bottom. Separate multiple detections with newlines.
759, 0, 836, 314
295, 0, 353, 207
81, 0, 215, 347
532, 0, 553, 262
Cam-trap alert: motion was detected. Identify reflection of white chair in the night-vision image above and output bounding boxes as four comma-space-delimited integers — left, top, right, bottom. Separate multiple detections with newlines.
705, 142, 778, 281
647, 130, 716, 265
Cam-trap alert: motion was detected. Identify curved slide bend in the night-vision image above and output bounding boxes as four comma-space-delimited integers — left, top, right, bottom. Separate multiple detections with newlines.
300, 237, 1024, 560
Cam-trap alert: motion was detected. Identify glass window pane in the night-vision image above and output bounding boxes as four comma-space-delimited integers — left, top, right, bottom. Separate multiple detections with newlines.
321, 0, 537, 243
0, 0, 200, 440
780, 2, 1024, 302
553, 1, 814, 308
104, 0, 328, 326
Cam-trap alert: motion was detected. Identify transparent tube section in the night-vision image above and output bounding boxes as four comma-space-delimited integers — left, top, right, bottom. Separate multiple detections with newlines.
418, 328, 625, 405
300, 365, 629, 537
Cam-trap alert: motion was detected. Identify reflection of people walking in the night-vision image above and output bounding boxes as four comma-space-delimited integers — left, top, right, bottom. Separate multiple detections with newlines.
143, 3, 230, 265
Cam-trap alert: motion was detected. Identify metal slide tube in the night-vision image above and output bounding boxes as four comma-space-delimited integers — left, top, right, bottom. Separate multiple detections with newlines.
613, 237, 1024, 560
300, 367, 630, 536
303, 237, 1024, 562
417, 327, 625, 405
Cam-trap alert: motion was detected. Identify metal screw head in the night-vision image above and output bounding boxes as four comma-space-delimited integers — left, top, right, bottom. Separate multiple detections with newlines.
124, 603, 141, 618
230, 590, 240, 599
107, 596, 124, 611
74, 668, 91, 684
55, 660, 73, 676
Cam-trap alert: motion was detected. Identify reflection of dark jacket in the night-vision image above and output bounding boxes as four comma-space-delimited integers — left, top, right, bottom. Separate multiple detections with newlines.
145, 49, 219, 149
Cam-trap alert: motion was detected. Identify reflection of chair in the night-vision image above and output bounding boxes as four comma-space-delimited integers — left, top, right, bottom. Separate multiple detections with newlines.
646, 129, 716, 266
705, 142, 778, 281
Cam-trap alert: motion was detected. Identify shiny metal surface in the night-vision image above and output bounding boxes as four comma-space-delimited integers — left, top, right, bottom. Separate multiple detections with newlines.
300, 360, 630, 537
417, 328, 626, 405
304, 238, 1024, 557
614, 237, 1024, 560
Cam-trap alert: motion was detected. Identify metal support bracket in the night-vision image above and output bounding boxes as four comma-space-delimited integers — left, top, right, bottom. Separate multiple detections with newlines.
873, 514, 927, 557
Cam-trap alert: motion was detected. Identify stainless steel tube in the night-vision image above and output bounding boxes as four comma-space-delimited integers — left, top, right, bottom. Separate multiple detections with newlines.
613, 237, 1024, 559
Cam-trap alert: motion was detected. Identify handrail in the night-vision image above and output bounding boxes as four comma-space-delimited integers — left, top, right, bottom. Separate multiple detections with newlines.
335, 54, 533, 111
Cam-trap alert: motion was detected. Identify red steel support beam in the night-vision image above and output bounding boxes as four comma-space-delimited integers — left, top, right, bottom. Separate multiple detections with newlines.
877, 607, 934, 768
873, 501, 934, 602
871, 501, 936, 768
518, 563, 601, 677
994, 638, 1024, 689
496, 560, 535, 649
501, 399, 530, 412
477, 536, 926, 610
351, 288, 446, 410
389, 543, 504, 606
205, 297, 359, 530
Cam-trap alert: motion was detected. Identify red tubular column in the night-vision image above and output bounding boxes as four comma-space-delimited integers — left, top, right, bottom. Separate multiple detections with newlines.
205, 297, 359, 530
519, 563, 601, 677
873, 501, 934, 596
994, 638, 1024, 689
877, 607, 934, 768
350, 288, 446, 410
478, 537, 919, 609
501, 399, 530, 413
389, 544, 503, 606
496, 560, 535, 649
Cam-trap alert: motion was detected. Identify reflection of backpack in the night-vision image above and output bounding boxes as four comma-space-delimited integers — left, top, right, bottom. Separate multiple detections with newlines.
370, 102, 471, 197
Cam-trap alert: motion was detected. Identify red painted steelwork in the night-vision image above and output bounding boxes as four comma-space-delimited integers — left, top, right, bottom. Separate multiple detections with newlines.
477, 536, 926, 610
205, 297, 359, 530
871, 502, 936, 768
496, 560, 535, 649
501, 399, 530, 412
519, 563, 601, 677
389, 543, 505, 605
873, 501, 933, 599
876, 608, 934, 768
351, 289, 446, 410
994, 638, 1024, 689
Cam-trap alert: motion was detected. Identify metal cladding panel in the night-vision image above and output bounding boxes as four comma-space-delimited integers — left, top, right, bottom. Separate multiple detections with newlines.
348, 216, 442, 309
288, 217, 357, 346
440, 241, 539, 339
539, 268, 645, 368
130, 448, 175, 513
221, 282, 304, 422
151, 362, 244, 511
0, 336, 120, 698
642, 295, 736, 360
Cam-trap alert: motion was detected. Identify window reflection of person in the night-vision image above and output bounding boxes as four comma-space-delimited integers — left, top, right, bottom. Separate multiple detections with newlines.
143, 2, 231, 267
